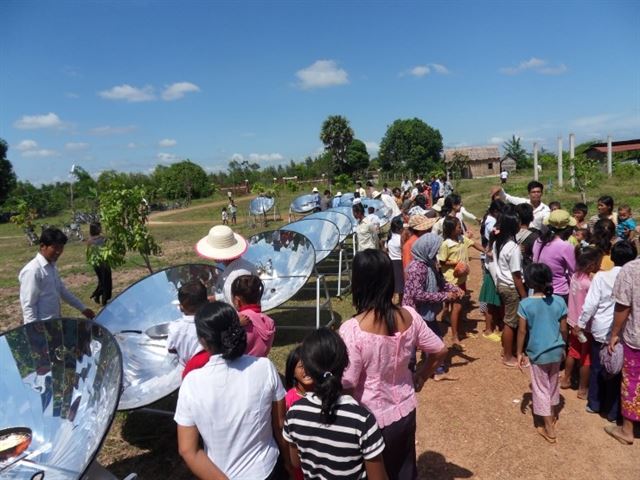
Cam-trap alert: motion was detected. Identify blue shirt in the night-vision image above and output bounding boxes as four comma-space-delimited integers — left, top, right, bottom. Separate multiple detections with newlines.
430, 180, 440, 198
517, 295, 567, 365
616, 218, 636, 239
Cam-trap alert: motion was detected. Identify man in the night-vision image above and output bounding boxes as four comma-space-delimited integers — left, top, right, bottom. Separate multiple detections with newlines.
19, 227, 95, 324
355, 182, 366, 199
373, 190, 401, 218
352, 203, 378, 251
195, 225, 257, 304
320, 190, 332, 211
494, 180, 550, 231
400, 176, 412, 193
312, 187, 321, 211
441, 175, 453, 198
500, 169, 509, 184
430, 175, 440, 203
331, 191, 343, 208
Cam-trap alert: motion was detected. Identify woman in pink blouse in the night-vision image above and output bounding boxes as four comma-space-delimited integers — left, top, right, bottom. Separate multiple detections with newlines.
340, 249, 447, 480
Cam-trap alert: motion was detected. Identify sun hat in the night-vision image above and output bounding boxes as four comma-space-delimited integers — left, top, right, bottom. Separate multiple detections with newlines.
543, 209, 577, 229
408, 215, 438, 231
312, 187, 319, 193
600, 343, 624, 377
195, 225, 248, 260
432, 197, 445, 212
335, 191, 342, 196
372, 190, 382, 199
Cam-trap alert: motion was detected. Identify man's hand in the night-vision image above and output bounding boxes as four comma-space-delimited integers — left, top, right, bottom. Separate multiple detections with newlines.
82, 308, 96, 319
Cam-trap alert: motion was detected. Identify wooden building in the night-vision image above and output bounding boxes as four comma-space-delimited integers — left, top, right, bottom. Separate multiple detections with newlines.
443, 145, 504, 179
585, 139, 640, 161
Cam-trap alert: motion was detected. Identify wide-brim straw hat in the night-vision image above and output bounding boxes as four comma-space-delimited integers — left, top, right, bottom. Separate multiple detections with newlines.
195, 225, 248, 260
432, 197, 445, 212
408, 215, 438, 231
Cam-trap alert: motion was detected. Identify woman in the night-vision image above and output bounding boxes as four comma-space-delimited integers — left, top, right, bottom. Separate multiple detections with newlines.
387, 216, 405, 303
340, 250, 447, 480
588, 195, 617, 232
174, 302, 289, 479
404, 233, 463, 380
87, 223, 112, 306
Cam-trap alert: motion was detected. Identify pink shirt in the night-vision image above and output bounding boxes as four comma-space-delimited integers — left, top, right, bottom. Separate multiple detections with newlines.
567, 273, 591, 328
339, 306, 445, 428
285, 388, 304, 410
240, 305, 276, 357
532, 238, 576, 295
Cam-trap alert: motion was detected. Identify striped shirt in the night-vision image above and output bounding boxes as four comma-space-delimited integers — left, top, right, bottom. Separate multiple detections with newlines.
283, 394, 385, 479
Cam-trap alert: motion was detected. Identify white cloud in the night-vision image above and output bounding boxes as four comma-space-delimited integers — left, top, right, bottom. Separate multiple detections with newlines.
127, 142, 138, 148
158, 138, 177, 147
89, 125, 137, 135
22, 149, 59, 158
500, 57, 568, 75
489, 136, 505, 144
14, 112, 63, 130
400, 63, 450, 78
99, 84, 155, 102
364, 141, 380, 155
248, 153, 284, 162
295, 60, 349, 89
157, 152, 178, 163
410, 65, 430, 77
431, 63, 451, 74
161, 82, 201, 101
65, 142, 89, 151
230, 153, 244, 162
16, 139, 38, 151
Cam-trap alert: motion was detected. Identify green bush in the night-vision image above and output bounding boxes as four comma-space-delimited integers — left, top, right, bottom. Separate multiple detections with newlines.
613, 162, 640, 178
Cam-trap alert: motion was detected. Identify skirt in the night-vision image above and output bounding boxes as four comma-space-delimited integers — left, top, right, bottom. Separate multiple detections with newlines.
392, 259, 404, 294
621, 343, 640, 421
479, 271, 501, 306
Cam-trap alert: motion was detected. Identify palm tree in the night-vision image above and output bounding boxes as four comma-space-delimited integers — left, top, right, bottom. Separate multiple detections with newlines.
320, 115, 354, 177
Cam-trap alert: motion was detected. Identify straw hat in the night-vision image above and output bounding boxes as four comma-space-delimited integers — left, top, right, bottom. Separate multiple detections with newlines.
312, 187, 319, 193
372, 190, 382, 199
195, 225, 248, 260
432, 197, 445, 212
408, 215, 438, 231
543, 209, 577, 229
335, 191, 343, 197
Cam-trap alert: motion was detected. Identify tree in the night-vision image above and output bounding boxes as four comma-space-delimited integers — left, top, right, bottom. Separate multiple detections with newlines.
573, 153, 601, 203
320, 115, 354, 176
227, 158, 261, 187
91, 186, 161, 273
378, 118, 443, 174
154, 160, 210, 202
70, 165, 98, 212
0, 139, 17, 206
344, 139, 370, 176
502, 135, 531, 169
448, 152, 470, 191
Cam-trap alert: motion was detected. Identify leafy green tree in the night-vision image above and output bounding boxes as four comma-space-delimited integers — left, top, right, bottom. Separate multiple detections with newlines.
379, 118, 443, 174
448, 152, 470, 190
343, 139, 370, 176
0, 139, 17, 206
227, 158, 261, 187
320, 115, 354, 176
91, 186, 161, 273
502, 135, 531, 168
70, 165, 98, 212
154, 160, 210, 202
573, 153, 602, 203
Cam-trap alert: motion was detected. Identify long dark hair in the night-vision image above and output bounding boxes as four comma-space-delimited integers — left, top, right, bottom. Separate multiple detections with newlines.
195, 302, 247, 360
388, 215, 404, 240
592, 218, 616, 255
352, 249, 399, 334
524, 263, 553, 297
300, 328, 348, 423
481, 199, 505, 248
284, 346, 302, 390
442, 216, 460, 240
575, 246, 603, 275
441, 193, 461, 217
598, 195, 614, 215
495, 212, 519, 258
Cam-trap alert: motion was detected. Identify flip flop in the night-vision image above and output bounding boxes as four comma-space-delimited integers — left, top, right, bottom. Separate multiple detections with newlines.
502, 360, 518, 368
433, 373, 460, 382
536, 427, 557, 444
604, 425, 633, 445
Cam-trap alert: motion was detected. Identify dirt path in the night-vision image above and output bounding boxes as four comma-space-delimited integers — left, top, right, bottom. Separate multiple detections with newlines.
148, 195, 253, 221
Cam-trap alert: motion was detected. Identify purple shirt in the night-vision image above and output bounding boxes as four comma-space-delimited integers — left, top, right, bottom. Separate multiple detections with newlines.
532, 238, 576, 295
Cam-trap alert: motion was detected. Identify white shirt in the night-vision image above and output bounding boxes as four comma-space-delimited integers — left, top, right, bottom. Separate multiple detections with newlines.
367, 213, 381, 227
19, 252, 86, 324
578, 267, 621, 343
503, 191, 550, 231
387, 233, 402, 260
380, 192, 401, 217
166, 315, 201, 365
174, 355, 285, 479
401, 180, 412, 192
501, 171, 508, 180
492, 240, 522, 288
215, 257, 258, 304
355, 216, 379, 251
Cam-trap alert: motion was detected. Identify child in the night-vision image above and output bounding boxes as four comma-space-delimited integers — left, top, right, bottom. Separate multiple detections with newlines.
479, 199, 505, 341
231, 274, 275, 357
283, 328, 387, 480
561, 247, 602, 398
221, 207, 229, 225
228, 199, 237, 225
549, 201, 561, 212
167, 280, 209, 366
572, 203, 589, 229
490, 211, 527, 367
516, 263, 568, 444
438, 216, 483, 350
569, 227, 589, 247
616, 204, 636, 240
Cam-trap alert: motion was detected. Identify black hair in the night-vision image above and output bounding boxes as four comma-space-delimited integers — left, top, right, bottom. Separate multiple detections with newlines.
414, 194, 426, 208
352, 203, 365, 216
495, 211, 519, 259
442, 216, 460, 240
366, 181, 373, 187
89, 222, 102, 237
572, 202, 588, 216
383, 182, 388, 188
611, 241, 637, 267
392, 187, 401, 195
597, 195, 614, 214
324, 190, 330, 195
592, 218, 616, 255
390, 215, 404, 235
481, 199, 505, 248
40, 227, 68, 246
527, 180, 544, 193
351, 249, 399, 335
353, 191, 361, 198
515, 203, 534, 226
618, 203, 631, 212
195, 301, 247, 360
417, 184, 425, 194
231, 274, 264, 305
548, 201, 561, 210
300, 328, 348, 423
368, 206, 375, 214
284, 345, 302, 390
441, 193, 461, 217
178, 280, 208, 311
575, 246, 603, 275
524, 263, 554, 296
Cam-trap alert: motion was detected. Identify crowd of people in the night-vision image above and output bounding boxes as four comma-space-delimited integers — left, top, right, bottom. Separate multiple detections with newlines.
15, 174, 640, 479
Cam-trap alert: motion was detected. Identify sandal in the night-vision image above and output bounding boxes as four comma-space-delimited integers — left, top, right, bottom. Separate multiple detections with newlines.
604, 425, 633, 445
536, 427, 557, 444
433, 373, 459, 382
502, 360, 518, 368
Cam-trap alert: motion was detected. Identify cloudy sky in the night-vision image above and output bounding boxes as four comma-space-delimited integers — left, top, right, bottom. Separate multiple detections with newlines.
1, 0, 639, 184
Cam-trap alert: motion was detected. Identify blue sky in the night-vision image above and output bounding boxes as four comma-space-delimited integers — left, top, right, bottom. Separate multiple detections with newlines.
1, 0, 639, 184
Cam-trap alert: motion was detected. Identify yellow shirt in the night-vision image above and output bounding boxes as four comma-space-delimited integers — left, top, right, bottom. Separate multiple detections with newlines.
438, 237, 474, 285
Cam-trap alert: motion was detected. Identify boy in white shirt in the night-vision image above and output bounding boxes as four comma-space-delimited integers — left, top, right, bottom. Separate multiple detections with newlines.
167, 280, 209, 365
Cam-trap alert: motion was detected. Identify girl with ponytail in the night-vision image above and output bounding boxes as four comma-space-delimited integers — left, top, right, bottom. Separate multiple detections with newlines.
283, 328, 387, 480
516, 263, 568, 444
175, 301, 291, 480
